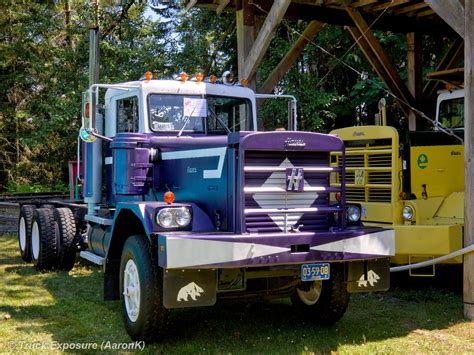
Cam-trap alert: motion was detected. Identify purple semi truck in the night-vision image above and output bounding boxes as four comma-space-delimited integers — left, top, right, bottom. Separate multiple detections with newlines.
17, 70, 395, 341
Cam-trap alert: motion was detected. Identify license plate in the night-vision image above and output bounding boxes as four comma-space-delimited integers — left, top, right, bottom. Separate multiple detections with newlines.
354, 169, 365, 186
301, 263, 330, 281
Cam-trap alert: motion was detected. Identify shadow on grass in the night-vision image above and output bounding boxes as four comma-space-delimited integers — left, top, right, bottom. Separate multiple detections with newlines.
0, 234, 468, 353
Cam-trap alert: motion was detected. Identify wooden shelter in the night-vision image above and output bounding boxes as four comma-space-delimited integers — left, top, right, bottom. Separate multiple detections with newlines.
185, 0, 473, 320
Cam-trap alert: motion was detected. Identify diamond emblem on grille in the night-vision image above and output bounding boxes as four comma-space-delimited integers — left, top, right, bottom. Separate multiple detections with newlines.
252, 158, 319, 232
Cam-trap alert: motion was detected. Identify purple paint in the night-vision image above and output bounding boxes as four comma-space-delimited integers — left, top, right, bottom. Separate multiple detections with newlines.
111, 134, 152, 195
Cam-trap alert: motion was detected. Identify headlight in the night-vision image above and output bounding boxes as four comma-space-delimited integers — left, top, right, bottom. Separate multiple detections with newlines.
156, 207, 192, 228
347, 205, 361, 222
402, 205, 414, 221
175, 207, 192, 227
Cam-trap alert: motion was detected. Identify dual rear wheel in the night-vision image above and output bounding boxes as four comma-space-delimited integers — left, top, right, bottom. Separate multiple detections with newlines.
18, 205, 78, 271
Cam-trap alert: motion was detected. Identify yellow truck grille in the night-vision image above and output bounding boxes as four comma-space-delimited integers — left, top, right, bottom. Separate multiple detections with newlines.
332, 143, 393, 203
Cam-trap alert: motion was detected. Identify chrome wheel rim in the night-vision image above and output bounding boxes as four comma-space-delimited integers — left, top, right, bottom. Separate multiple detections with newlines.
123, 259, 141, 322
19, 217, 26, 252
31, 221, 40, 260
297, 281, 323, 306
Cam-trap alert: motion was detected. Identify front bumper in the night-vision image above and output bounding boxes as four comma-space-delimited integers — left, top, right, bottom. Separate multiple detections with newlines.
390, 224, 463, 264
157, 228, 394, 269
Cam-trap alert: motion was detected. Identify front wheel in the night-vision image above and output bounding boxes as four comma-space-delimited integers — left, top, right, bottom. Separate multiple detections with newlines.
119, 236, 168, 341
291, 263, 350, 325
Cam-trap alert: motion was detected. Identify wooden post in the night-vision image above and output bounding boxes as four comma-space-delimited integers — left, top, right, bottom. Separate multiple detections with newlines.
242, 0, 291, 82
236, 0, 256, 90
464, 0, 474, 321
407, 32, 422, 130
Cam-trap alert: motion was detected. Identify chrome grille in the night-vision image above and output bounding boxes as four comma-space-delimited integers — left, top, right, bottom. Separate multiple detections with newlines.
243, 150, 339, 233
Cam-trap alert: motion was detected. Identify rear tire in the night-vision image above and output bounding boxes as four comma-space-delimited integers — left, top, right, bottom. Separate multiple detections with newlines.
40, 204, 55, 209
18, 205, 36, 262
291, 263, 350, 325
120, 236, 168, 341
31, 208, 58, 271
53, 208, 77, 271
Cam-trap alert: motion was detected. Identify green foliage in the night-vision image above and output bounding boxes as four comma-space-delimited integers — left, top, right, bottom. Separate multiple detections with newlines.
0, 2, 452, 190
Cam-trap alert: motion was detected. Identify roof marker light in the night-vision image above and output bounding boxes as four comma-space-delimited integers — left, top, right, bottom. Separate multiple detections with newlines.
209, 75, 217, 84
145, 71, 153, 81
180, 72, 188, 82
240, 79, 248, 87
195, 72, 204, 82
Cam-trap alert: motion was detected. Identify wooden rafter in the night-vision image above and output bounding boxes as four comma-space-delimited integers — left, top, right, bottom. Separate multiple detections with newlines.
370, 0, 411, 12
346, 7, 414, 117
259, 21, 324, 93
393, 2, 429, 15
242, 0, 292, 81
216, 0, 230, 15
350, 0, 379, 7
417, 9, 435, 18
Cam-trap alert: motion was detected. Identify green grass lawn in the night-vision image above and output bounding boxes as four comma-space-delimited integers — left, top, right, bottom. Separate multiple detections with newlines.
0, 233, 473, 354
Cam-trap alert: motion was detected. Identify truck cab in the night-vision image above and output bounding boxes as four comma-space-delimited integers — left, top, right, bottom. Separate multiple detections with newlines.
435, 88, 464, 130
19, 73, 394, 341
330, 87, 465, 275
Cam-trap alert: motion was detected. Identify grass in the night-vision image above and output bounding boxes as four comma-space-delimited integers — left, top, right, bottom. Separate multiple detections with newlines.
0, 233, 473, 354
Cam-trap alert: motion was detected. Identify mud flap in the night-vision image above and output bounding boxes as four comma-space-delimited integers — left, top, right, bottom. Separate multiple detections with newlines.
163, 269, 217, 309
346, 258, 390, 293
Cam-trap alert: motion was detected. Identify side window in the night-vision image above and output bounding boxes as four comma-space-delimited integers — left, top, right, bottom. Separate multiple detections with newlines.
439, 98, 464, 128
117, 97, 139, 133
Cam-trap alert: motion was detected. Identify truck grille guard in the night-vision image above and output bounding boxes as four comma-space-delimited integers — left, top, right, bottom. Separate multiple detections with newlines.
331, 140, 394, 203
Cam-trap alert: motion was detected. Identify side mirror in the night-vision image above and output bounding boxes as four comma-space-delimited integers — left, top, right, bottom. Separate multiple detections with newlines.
79, 128, 98, 143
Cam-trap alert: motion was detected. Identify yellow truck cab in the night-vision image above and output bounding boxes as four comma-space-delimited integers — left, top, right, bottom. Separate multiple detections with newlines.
330, 90, 464, 274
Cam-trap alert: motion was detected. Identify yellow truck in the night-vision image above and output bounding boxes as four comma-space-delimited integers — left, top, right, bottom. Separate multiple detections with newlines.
330, 89, 464, 275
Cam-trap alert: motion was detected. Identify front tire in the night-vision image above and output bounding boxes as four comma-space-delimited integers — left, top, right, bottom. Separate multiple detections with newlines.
120, 236, 168, 341
18, 205, 36, 262
291, 263, 350, 325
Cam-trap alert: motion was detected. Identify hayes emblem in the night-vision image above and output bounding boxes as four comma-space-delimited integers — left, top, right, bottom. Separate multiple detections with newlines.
286, 168, 304, 191
284, 138, 306, 148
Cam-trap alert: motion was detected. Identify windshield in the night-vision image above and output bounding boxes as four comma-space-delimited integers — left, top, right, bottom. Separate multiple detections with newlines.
438, 97, 464, 128
148, 94, 253, 133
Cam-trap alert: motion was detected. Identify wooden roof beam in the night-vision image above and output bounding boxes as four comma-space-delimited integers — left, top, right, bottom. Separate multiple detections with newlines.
393, 2, 429, 15
350, 0, 379, 7
259, 21, 324, 93
346, 26, 411, 117
346, 7, 415, 116
425, 0, 465, 38
242, 0, 291, 81
216, 0, 230, 15
370, 0, 411, 12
